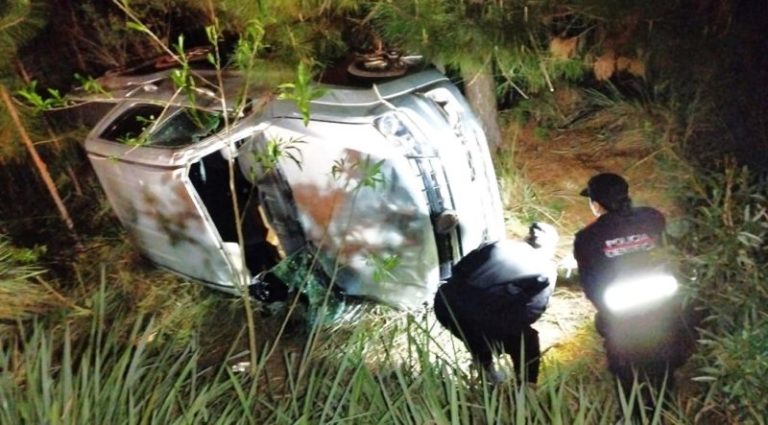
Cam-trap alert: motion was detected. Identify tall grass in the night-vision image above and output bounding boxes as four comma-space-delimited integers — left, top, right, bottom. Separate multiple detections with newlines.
1, 266, 700, 424
0, 236, 62, 333
674, 163, 768, 424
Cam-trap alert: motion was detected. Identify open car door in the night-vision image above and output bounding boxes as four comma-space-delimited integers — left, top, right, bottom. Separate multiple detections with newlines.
84, 103, 252, 291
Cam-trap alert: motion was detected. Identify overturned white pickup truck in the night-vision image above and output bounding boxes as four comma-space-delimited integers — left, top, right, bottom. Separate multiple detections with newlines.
84, 68, 505, 309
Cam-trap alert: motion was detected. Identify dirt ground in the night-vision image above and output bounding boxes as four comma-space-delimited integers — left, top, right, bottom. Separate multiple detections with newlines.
500, 115, 678, 358
505, 121, 604, 353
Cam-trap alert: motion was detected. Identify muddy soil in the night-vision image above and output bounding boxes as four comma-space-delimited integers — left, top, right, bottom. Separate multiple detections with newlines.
500, 116, 679, 357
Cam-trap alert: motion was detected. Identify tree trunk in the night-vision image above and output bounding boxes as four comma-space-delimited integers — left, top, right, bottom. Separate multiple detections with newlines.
0, 85, 80, 243
17, 61, 84, 196
462, 64, 503, 150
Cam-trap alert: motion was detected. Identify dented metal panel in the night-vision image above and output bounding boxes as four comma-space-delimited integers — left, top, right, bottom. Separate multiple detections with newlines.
240, 119, 441, 309
84, 68, 506, 309
87, 151, 247, 288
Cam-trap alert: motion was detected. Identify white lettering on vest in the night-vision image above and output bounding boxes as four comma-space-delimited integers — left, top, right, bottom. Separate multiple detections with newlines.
603, 234, 657, 258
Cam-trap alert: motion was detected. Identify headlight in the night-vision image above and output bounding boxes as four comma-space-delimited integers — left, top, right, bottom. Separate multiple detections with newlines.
374, 112, 436, 157
603, 274, 678, 313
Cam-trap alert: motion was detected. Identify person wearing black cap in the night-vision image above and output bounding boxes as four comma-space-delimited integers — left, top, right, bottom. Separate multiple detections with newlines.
434, 222, 559, 385
574, 172, 692, 417
575, 173, 666, 311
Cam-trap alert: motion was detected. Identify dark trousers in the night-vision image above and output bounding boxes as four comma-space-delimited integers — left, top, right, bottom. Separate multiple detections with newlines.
595, 305, 694, 417
434, 281, 541, 383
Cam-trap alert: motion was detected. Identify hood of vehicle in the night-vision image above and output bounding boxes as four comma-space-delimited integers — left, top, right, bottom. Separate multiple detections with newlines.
239, 71, 505, 309
240, 117, 440, 309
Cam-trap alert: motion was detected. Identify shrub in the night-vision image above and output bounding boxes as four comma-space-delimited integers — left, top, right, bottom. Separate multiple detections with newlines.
677, 163, 768, 423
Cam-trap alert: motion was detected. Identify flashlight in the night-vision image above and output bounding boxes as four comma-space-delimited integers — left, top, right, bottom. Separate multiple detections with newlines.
603, 273, 678, 313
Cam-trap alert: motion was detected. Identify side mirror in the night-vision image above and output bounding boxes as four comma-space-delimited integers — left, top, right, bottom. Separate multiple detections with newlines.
220, 141, 238, 161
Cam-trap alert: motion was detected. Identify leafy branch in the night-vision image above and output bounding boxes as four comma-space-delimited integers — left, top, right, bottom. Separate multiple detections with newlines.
331, 155, 386, 191
15, 81, 68, 112
278, 62, 326, 126
249, 137, 306, 179
367, 253, 401, 284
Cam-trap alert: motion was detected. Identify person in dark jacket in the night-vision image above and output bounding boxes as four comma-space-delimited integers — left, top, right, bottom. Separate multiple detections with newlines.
574, 172, 692, 415
434, 222, 559, 384
574, 173, 666, 312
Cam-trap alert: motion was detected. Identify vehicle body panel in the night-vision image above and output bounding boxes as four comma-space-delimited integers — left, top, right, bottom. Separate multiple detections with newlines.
86, 144, 248, 288
84, 69, 505, 309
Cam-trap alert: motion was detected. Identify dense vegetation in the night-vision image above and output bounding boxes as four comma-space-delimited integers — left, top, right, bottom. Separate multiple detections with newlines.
1, 1, 766, 424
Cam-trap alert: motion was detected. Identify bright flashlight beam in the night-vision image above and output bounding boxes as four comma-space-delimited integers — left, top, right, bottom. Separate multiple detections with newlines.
604, 274, 679, 313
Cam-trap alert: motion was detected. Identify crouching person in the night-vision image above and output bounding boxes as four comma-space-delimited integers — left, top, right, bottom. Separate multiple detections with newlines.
434, 222, 559, 384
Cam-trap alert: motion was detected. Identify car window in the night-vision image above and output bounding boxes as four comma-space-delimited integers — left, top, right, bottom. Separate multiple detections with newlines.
150, 108, 223, 147
100, 104, 223, 147
100, 104, 163, 144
